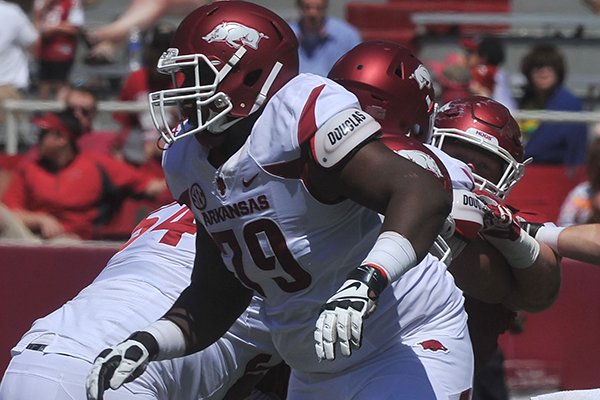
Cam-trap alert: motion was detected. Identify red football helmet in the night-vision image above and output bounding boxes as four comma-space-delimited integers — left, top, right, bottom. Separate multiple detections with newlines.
148, 1, 299, 144
431, 96, 531, 199
328, 40, 436, 143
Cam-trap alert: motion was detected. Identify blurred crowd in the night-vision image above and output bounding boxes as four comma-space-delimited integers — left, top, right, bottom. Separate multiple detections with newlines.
0, 0, 598, 243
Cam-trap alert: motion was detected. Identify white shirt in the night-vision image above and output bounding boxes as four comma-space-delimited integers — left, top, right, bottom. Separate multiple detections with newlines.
0, 1, 38, 88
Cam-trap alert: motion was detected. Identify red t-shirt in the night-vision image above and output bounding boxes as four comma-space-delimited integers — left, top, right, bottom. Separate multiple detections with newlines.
2, 152, 153, 239
38, 0, 79, 62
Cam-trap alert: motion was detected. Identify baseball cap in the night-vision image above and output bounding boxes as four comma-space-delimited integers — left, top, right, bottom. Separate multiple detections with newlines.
32, 112, 81, 140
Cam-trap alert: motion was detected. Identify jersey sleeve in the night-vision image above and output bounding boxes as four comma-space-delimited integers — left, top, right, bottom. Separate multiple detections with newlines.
249, 74, 375, 168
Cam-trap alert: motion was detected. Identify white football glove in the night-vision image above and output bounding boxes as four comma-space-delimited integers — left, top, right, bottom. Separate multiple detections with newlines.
476, 191, 540, 269
86, 332, 157, 400
314, 265, 386, 361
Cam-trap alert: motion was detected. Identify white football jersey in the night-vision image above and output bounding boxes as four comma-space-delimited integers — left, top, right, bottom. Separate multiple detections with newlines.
163, 74, 467, 374
12, 202, 280, 399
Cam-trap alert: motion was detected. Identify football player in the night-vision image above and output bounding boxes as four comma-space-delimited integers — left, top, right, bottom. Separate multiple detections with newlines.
0, 202, 282, 400
86, 2, 473, 400
327, 43, 561, 371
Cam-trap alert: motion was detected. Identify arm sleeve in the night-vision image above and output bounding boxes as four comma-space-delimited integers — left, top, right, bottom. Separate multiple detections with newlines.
67, 0, 85, 26
15, 10, 39, 47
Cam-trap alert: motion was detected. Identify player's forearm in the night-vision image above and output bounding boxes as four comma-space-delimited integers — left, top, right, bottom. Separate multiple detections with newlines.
161, 280, 252, 356
93, 0, 170, 43
557, 224, 600, 265
339, 140, 451, 278
11, 209, 49, 231
381, 181, 451, 260
449, 237, 514, 304
502, 243, 561, 312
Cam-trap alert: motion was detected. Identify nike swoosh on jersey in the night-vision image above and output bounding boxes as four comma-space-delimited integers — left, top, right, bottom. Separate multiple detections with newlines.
242, 173, 259, 187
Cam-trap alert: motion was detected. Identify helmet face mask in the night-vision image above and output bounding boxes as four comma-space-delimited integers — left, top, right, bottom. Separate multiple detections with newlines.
328, 41, 436, 143
148, 1, 299, 145
149, 49, 235, 143
431, 96, 531, 199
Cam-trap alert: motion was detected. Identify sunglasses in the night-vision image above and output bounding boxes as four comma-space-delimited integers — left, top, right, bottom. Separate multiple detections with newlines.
69, 106, 96, 117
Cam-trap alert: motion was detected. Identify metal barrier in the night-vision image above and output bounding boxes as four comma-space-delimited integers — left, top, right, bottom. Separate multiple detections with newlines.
2, 99, 600, 155
1, 99, 149, 155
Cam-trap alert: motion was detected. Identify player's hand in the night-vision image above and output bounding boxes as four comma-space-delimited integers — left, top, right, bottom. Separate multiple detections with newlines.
38, 214, 65, 239
475, 191, 540, 269
476, 191, 521, 240
314, 265, 386, 361
86, 332, 157, 400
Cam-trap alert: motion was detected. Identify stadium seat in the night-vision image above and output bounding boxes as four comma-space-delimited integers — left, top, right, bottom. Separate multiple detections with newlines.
346, 1, 510, 41
506, 164, 587, 223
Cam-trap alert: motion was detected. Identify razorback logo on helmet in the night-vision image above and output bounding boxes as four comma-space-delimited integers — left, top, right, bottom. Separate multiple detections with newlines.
395, 149, 444, 179
417, 339, 449, 353
202, 22, 269, 50
410, 64, 432, 90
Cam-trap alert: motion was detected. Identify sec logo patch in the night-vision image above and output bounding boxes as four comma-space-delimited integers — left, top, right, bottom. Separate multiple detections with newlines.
190, 183, 207, 211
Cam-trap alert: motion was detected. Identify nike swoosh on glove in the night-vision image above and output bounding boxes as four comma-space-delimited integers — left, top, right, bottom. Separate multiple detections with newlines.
314, 265, 386, 361
86, 332, 157, 400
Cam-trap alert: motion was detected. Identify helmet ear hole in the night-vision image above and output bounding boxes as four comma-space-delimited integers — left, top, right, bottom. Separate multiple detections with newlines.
244, 69, 263, 87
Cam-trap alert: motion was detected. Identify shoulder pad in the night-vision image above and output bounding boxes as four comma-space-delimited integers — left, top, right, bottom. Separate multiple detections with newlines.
452, 189, 485, 241
311, 108, 381, 169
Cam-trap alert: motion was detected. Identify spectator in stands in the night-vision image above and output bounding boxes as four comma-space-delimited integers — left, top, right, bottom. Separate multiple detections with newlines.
113, 22, 176, 165
62, 85, 97, 134
32, 0, 84, 99
558, 136, 600, 226
519, 43, 588, 166
57, 84, 126, 157
0, 111, 166, 241
462, 35, 517, 111
288, 0, 362, 76
427, 52, 471, 104
0, 0, 39, 126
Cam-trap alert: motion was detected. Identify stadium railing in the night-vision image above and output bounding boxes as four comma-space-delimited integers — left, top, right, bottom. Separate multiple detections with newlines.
1, 99, 149, 155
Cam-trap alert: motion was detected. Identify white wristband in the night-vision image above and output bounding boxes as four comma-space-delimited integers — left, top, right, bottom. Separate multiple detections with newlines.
485, 229, 541, 269
145, 319, 186, 360
361, 231, 418, 282
535, 226, 565, 253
